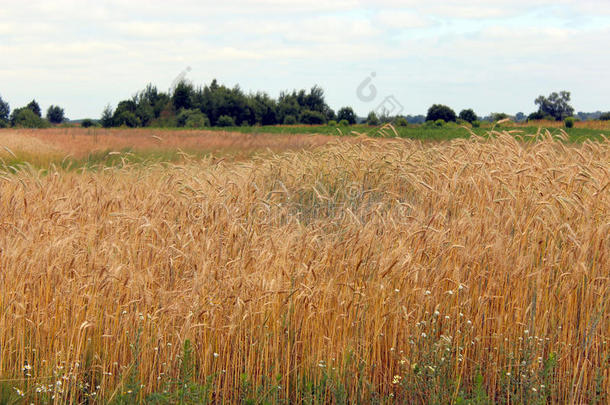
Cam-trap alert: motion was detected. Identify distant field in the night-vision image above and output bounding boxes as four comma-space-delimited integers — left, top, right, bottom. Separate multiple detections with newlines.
1, 123, 608, 172
0, 128, 339, 170
0, 128, 608, 403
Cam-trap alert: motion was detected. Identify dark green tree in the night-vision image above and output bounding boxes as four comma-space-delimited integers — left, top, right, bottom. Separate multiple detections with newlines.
46, 105, 65, 124
172, 81, 193, 111
366, 111, 379, 125
217, 115, 235, 127
299, 109, 326, 124
534, 91, 574, 121
426, 104, 457, 122
10, 107, 48, 128
0, 94, 9, 127
458, 109, 477, 123
600, 112, 610, 121
100, 104, 114, 128
27, 99, 42, 117
337, 106, 356, 124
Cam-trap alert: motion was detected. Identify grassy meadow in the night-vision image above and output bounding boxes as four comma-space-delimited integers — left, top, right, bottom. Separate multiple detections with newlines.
0, 127, 608, 403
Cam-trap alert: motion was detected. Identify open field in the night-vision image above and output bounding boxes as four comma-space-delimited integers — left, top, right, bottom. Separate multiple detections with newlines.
0, 128, 339, 170
0, 129, 609, 403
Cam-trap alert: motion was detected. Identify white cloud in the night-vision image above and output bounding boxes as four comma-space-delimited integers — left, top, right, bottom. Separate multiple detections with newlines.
0, 0, 609, 118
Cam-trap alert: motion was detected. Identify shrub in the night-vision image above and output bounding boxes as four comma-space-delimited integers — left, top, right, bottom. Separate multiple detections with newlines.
434, 119, 445, 127
366, 111, 379, 126
283, 115, 297, 125
10, 107, 49, 128
339, 119, 350, 126
327, 120, 337, 126
177, 109, 210, 128
81, 119, 96, 128
472, 120, 481, 128
115, 111, 140, 127
599, 112, 610, 121
394, 117, 408, 127
564, 117, 575, 128
337, 107, 356, 124
299, 110, 326, 125
426, 104, 456, 122
217, 115, 236, 127
458, 109, 477, 123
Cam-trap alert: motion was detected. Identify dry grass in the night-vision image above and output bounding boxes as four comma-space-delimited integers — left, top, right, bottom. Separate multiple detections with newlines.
0, 127, 338, 165
0, 131, 608, 403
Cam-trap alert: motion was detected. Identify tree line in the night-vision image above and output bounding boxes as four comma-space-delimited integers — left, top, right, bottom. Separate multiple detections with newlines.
95, 80, 358, 129
1, 83, 608, 129
0, 98, 65, 128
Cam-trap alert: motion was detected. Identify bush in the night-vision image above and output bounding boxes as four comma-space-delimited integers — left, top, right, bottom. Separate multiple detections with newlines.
217, 115, 236, 127
472, 120, 481, 128
600, 112, 610, 121
564, 117, 575, 128
10, 107, 49, 128
434, 119, 445, 127
426, 104, 456, 122
283, 115, 297, 125
299, 110, 326, 125
81, 119, 96, 128
115, 111, 140, 127
327, 120, 337, 126
366, 111, 379, 126
46, 105, 65, 124
394, 117, 408, 127
339, 119, 350, 126
459, 109, 477, 123
186, 113, 210, 128
177, 109, 210, 128
337, 107, 356, 124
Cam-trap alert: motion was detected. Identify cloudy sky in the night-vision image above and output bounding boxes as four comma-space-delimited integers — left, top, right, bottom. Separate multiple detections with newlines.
1, 0, 609, 119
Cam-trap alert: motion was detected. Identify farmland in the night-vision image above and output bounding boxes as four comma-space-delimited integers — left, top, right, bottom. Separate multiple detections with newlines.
0, 127, 608, 403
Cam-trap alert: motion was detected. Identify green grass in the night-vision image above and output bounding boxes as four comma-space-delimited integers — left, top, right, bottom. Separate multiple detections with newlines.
180, 124, 609, 142
0, 148, 214, 173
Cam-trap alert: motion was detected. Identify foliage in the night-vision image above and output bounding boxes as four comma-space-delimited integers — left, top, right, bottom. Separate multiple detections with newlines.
426, 104, 457, 122
81, 119, 96, 128
459, 108, 477, 123
172, 81, 193, 111
339, 119, 350, 126
100, 104, 114, 128
394, 117, 408, 127
26, 99, 42, 117
434, 119, 445, 127
527, 110, 552, 121
534, 91, 574, 121
599, 112, 610, 121
337, 106, 356, 124
491, 112, 510, 122
327, 120, 337, 126
0, 94, 9, 125
46, 105, 65, 124
366, 111, 379, 126
10, 107, 49, 128
217, 114, 235, 127
177, 109, 210, 128
472, 120, 481, 128
283, 115, 297, 125
564, 117, 575, 128
299, 109, 326, 125
115, 111, 140, 127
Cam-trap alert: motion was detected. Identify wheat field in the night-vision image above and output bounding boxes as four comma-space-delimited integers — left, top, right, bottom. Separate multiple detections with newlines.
0, 131, 608, 403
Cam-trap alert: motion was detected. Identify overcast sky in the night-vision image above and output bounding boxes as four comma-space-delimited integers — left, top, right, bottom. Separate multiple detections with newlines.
1, 0, 609, 119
